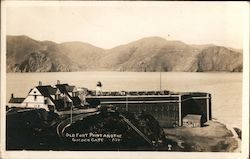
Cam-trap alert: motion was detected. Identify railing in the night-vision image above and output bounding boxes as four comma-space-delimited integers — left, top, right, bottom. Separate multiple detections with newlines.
119, 114, 153, 146
87, 90, 171, 96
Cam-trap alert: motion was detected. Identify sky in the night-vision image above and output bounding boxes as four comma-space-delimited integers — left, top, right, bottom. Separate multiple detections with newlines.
5, 1, 248, 49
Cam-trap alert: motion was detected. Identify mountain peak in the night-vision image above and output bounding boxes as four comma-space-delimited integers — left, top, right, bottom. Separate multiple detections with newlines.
6, 35, 243, 72
133, 36, 187, 47
7, 35, 34, 41
139, 36, 167, 41
60, 41, 104, 50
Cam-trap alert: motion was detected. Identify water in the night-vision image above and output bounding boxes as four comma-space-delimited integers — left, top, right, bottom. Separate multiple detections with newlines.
6, 72, 242, 128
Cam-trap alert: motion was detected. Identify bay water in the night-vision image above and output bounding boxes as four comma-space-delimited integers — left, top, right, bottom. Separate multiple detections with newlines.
6, 72, 242, 129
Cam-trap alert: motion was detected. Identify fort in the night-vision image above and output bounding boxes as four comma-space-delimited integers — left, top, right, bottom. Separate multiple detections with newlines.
7, 81, 211, 128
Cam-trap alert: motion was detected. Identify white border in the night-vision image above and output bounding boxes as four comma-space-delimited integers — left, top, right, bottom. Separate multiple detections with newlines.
1, 1, 249, 159
1, 1, 7, 158
241, 2, 249, 158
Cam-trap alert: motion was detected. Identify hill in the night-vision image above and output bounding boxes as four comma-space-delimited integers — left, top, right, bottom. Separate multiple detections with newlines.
6, 35, 243, 72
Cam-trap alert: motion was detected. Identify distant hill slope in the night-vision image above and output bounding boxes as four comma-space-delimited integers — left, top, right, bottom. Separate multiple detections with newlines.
6, 35, 104, 72
6, 35, 243, 72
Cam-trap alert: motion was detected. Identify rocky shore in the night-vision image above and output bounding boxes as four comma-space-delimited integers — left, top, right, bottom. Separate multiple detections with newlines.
164, 120, 240, 152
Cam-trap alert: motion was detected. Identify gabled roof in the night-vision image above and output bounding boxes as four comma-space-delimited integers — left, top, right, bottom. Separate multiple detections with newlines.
56, 84, 77, 93
64, 95, 72, 102
36, 85, 55, 98
46, 97, 55, 106
71, 96, 81, 106
28, 88, 33, 93
56, 84, 69, 94
67, 85, 76, 92
35, 85, 59, 96
36, 86, 57, 106
31, 84, 82, 110
55, 88, 61, 95
9, 97, 25, 103
47, 87, 57, 95
54, 99, 65, 111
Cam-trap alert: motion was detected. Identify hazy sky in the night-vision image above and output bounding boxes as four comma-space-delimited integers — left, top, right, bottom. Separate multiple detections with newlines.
5, 1, 247, 49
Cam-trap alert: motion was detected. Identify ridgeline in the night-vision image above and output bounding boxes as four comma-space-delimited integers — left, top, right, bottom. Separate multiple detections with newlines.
7, 35, 243, 73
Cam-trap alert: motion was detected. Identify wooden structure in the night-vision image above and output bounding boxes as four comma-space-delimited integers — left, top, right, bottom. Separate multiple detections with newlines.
183, 114, 202, 128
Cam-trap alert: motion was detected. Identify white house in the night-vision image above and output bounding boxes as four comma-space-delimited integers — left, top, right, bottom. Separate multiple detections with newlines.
22, 86, 58, 111
9, 82, 83, 111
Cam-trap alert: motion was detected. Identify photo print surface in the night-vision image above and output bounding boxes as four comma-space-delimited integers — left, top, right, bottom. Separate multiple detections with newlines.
1, 1, 248, 158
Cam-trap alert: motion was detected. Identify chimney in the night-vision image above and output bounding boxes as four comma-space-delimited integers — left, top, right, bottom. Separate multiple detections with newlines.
57, 80, 60, 85
39, 81, 42, 86
11, 93, 14, 98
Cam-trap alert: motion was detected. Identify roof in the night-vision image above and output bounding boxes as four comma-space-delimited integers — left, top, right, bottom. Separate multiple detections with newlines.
46, 98, 55, 106
9, 97, 25, 103
183, 114, 202, 120
36, 85, 54, 97
47, 87, 57, 95
54, 99, 65, 111
56, 84, 69, 94
56, 84, 76, 93
66, 85, 76, 92
71, 96, 82, 106
36, 85, 57, 105
64, 95, 72, 102
34, 84, 82, 110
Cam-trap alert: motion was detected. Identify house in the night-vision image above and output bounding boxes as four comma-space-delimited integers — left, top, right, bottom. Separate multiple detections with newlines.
8, 80, 86, 112
21, 85, 58, 111
8, 94, 25, 107
22, 83, 84, 111
183, 114, 203, 128
55, 83, 82, 107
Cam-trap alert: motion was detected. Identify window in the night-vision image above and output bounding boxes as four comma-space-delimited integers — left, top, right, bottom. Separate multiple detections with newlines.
34, 95, 37, 101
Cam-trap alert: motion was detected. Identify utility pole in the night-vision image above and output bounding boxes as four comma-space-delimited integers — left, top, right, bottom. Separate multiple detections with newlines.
70, 104, 73, 124
126, 94, 128, 111
160, 64, 162, 91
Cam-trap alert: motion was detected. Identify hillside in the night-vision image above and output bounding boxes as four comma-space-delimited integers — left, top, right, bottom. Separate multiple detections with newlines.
100, 37, 200, 72
6, 35, 243, 72
59, 42, 105, 70
7, 35, 77, 72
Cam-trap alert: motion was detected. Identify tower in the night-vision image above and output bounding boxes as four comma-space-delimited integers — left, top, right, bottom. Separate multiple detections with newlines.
96, 81, 102, 95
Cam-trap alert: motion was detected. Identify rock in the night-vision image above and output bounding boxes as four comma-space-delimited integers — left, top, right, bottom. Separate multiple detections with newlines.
164, 120, 239, 152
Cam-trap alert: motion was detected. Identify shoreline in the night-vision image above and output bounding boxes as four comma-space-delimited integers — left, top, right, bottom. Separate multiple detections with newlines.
214, 119, 241, 152
164, 120, 241, 152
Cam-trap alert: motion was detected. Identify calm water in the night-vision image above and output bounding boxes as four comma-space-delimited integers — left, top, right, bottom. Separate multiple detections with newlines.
6, 72, 242, 128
